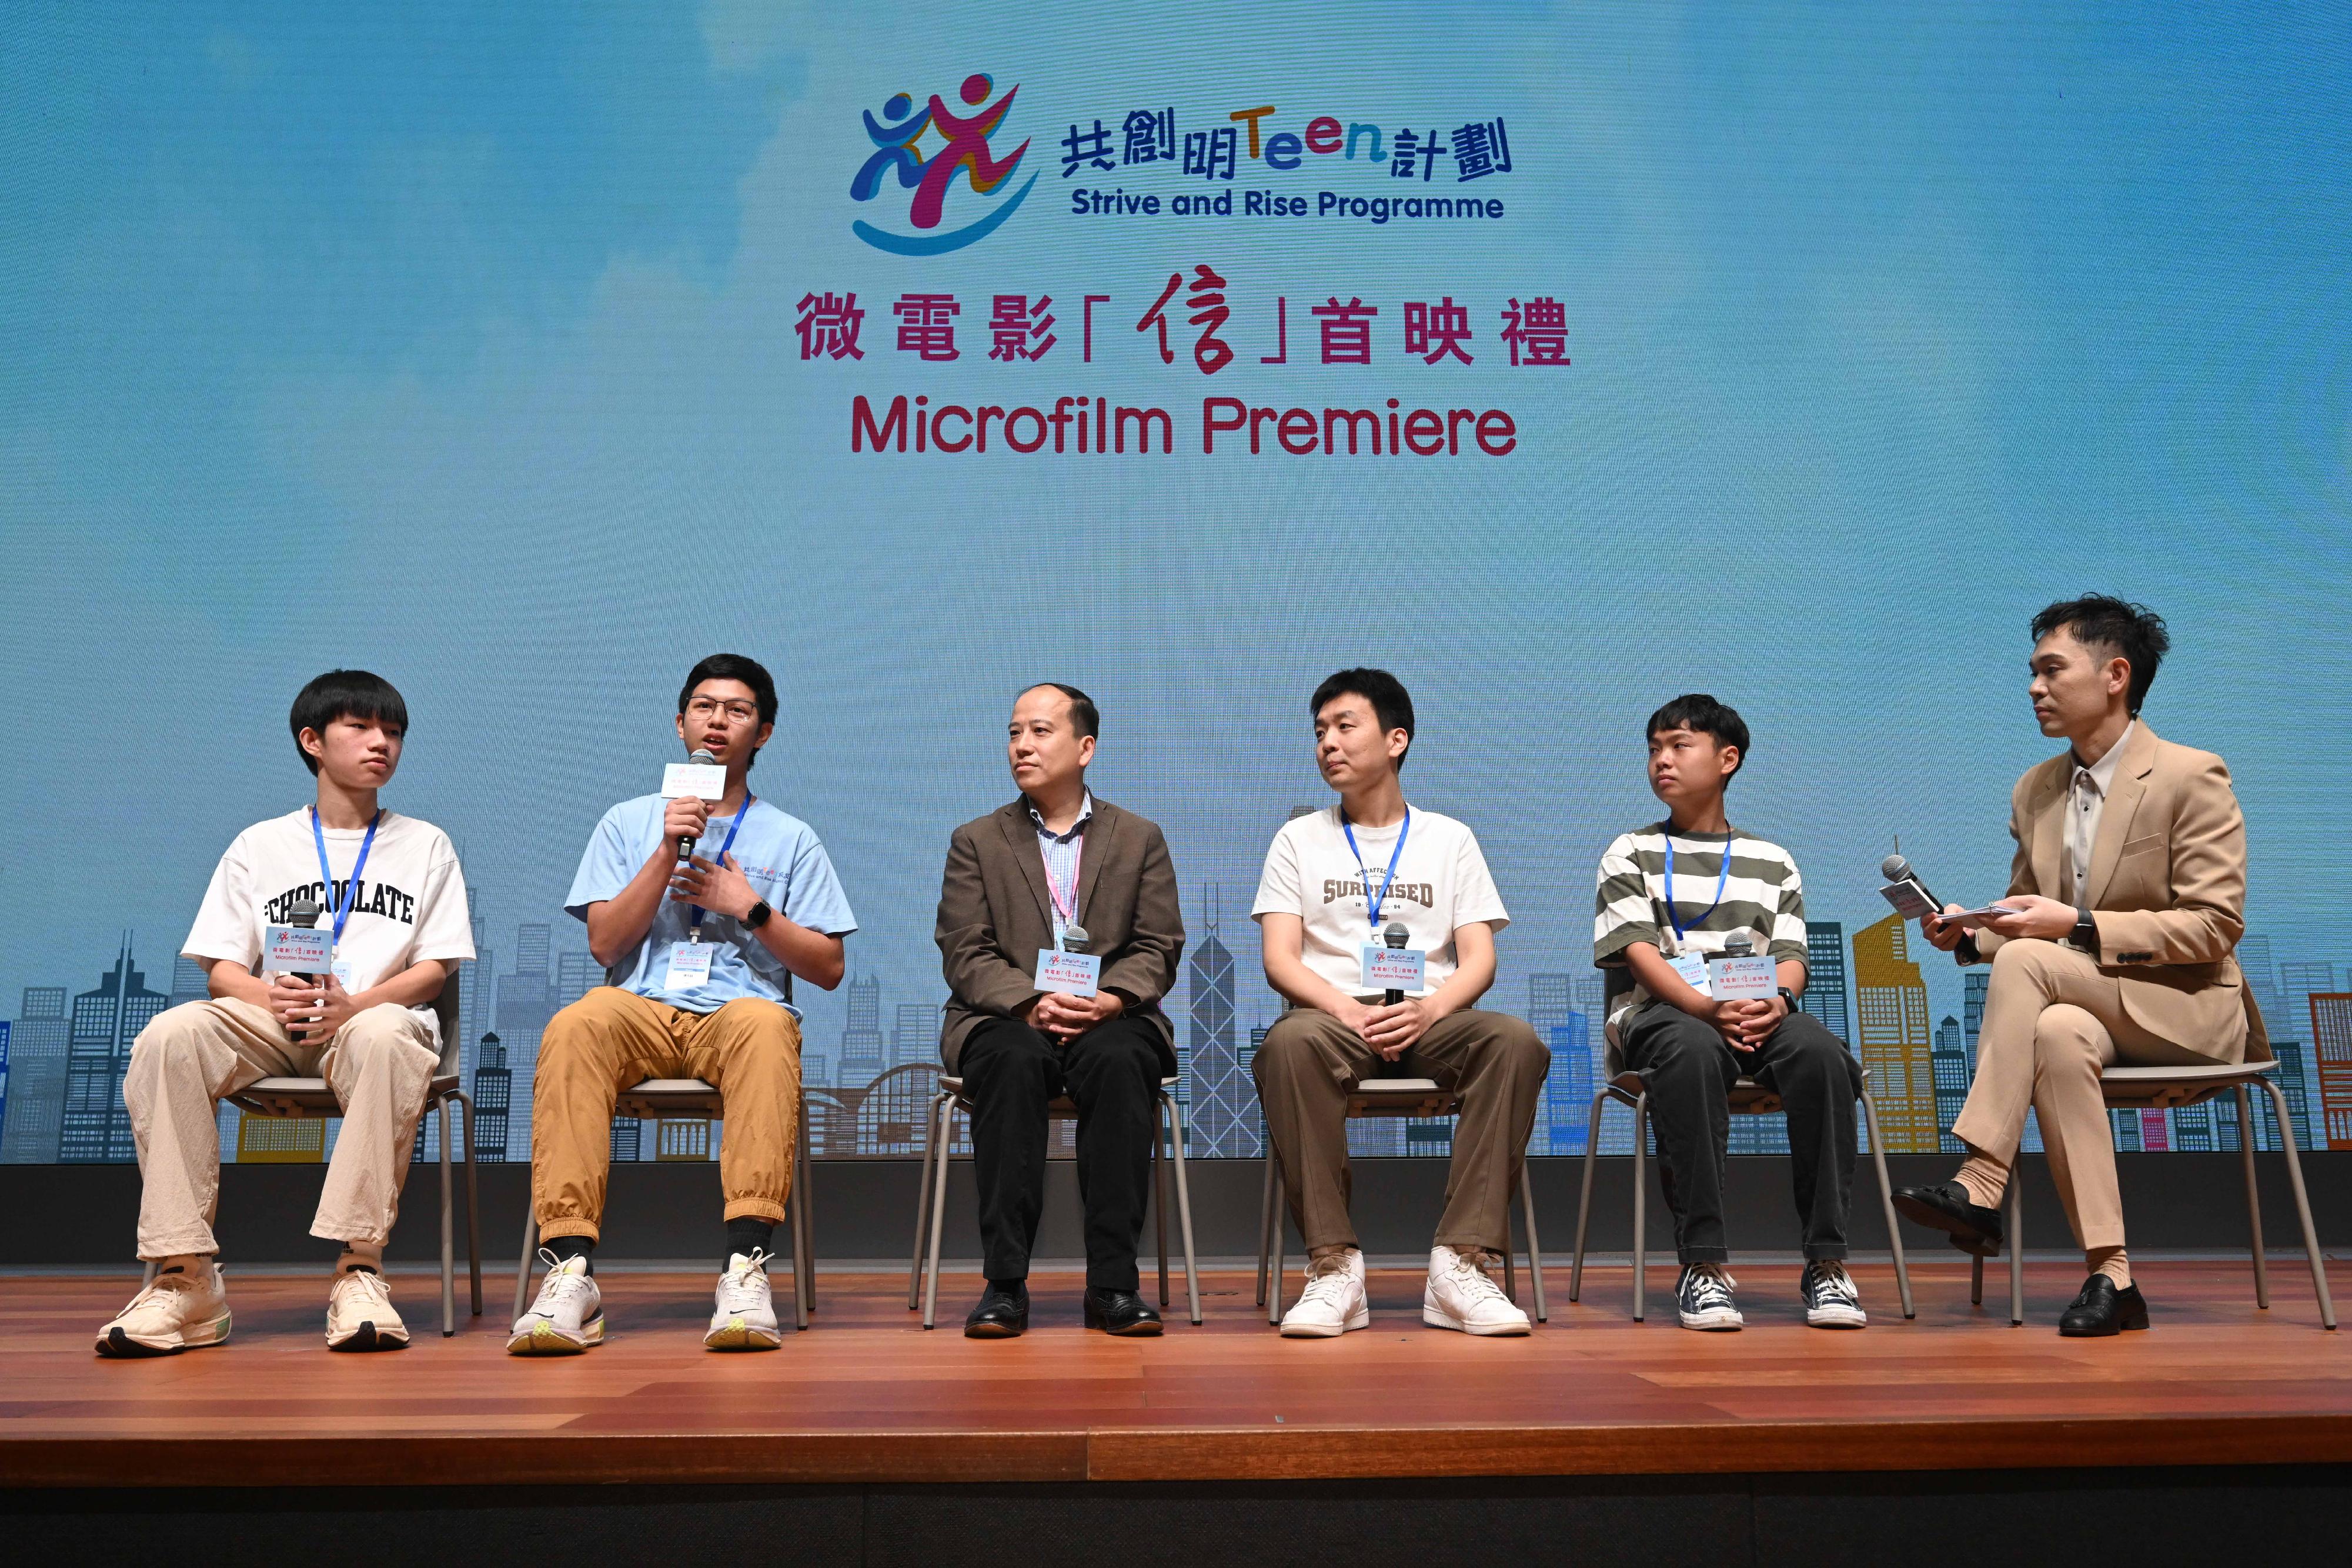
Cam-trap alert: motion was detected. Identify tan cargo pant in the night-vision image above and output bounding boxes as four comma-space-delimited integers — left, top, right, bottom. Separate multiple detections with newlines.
1253, 1007, 1549, 1254
530, 987, 802, 1243
125, 997, 440, 1260
1952, 938, 2243, 1251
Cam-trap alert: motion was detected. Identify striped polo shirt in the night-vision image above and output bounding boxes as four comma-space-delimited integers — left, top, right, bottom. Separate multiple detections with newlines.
1592, 822, 1809, 1026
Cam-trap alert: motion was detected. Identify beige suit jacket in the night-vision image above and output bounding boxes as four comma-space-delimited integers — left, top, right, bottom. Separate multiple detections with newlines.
1975, 722, 2264, 1060
934, 795, 1186, 1076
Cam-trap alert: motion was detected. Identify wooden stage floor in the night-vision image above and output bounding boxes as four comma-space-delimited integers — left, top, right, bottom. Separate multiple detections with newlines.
4, 1258, 2347, 1489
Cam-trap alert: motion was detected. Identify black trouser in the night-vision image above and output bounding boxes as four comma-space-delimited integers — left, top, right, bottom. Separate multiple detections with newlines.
959, 1015, 1163, 1291
1618, 1005, 1860, 1264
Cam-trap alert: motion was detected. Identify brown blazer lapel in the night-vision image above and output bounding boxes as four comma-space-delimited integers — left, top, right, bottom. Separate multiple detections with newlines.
2086, 724, 2160, 908
1077, 801, 1114, 927
2028, 766, 2068, 898
994, 801, 1054, 930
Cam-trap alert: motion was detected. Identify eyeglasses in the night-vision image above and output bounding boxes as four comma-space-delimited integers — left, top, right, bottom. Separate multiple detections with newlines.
685, 698, 759, 723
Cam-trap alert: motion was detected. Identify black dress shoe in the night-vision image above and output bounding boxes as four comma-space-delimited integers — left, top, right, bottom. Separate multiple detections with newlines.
963, 1282, 1028, 1338
1083, 1288, 1163, 1336
2058, 1275, 2149, 1337
1890, 1181, 2005, 1257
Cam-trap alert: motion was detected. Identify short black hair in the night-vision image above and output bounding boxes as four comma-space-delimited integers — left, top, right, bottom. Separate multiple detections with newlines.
2030, 596, 2170, 716
1647, 693, 1749, 781
1019, 683, 1098, 741
679, 653, 778, 769
1311, 667, 1415, 772
289, 670, 408, 776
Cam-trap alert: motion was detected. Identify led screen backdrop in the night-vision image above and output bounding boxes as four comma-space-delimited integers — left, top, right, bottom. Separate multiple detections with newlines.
3, 3, 2348, 1171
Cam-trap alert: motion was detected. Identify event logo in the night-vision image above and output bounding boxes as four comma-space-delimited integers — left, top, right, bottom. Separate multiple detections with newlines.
851, 72, 1038, 256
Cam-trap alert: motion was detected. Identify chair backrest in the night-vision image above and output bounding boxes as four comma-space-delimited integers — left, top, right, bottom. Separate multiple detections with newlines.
432, 966, 463, 1076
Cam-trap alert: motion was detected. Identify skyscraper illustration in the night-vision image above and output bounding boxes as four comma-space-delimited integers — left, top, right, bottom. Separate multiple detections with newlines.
1932, 1014, 1967, 1152
1529, 974, 1579, 1156
0, 1022, 11, 1156
496, 923, 554, 1156
2311, 992, 2352, 1150
2, 988, 69, 1163
838, 974, 886, 1087
894, 1003, 940, 1069
472, 1032, 510, 1161
1184, 888, 1251, 1156
59, 940, 169, 1163
1801, 921, 1850, 1042
1851, 914, 1936, 1152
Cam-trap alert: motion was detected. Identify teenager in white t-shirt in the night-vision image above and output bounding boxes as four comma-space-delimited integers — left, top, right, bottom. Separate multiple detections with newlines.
96, 671, 474, 1359
1251, 668, 1549, 1339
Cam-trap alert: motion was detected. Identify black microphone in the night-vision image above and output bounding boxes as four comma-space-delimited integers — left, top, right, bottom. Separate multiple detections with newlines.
1382, 921, 1409, 1005
677, 747, 718, 862
1881, 852, 1942, 914
285, 898, 325, 984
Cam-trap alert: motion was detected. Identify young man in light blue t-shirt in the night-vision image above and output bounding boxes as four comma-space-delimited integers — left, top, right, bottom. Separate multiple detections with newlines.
510, 654, 856, 1355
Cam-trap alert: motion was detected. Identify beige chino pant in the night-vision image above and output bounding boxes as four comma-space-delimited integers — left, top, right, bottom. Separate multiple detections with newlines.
1952, 938, 2243, 1251
530, 987, 802, 1243
126, 997, 440, 1260
1253, 1007, 1548, 1255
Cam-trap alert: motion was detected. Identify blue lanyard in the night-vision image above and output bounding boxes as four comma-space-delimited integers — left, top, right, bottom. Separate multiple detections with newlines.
309, 807, 383, 947
1661, 833, 1731, 944
687, 795, 753, 931
1340, 806, 1411, 931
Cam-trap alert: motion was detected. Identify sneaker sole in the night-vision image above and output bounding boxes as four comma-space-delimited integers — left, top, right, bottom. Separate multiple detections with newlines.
97, 1312, 232, 1358
1677, 1310, 1744, 1330
1281, 1305, 1371, 1338
1422, 1303, 1531, 1335
328, 1320, 410, 1352
506, 1316, 604, 1355
703, 1318, 783, 1350
1805, 1309, 1868, 1329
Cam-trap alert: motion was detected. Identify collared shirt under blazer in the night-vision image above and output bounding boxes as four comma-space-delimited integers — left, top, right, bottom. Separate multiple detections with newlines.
1974, 721, 2263, 1059
934, 795, 1187, 1075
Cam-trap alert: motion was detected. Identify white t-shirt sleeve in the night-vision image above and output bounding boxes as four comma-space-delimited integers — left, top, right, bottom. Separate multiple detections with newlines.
1449, 824, 1509, 932
182, 830, 261, 970
409, 840, 477, 963
1249, 821, 1306, 921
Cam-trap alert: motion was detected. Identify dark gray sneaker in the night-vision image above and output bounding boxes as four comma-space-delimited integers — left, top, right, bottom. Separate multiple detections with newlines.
1675, 1263, 1743, 1330
1800, 1261, 1866, 1328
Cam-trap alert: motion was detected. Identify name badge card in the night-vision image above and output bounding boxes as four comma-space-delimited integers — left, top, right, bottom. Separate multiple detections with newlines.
1666, 951, 1713, 997
1034, 948, 1101, 998
662, 761, 729, 801
263, 925, 333, 975
666, 941, 714, 991
1706, 953, 1778, 999
330, 958, 358, 991
1360, 945, 1426, 994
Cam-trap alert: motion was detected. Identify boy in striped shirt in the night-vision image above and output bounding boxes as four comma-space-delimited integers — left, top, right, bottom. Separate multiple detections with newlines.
1592, 695, 1866, 1330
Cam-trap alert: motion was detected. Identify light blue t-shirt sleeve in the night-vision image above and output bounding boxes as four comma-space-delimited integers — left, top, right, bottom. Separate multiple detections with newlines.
783, 830, 858, 936
564, 802, 644, 922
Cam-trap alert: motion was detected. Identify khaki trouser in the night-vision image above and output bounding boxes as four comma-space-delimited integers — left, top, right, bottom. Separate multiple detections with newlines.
1952, 938, 2244, 1251
1253, 1007, 1548, 1254
125, 997, 440, 1260
530, 987, 802, 1243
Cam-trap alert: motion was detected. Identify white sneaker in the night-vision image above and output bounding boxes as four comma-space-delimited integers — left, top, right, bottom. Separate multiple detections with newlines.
1280, 1248, 1369, 1338
704, 1250, 783, 1350
1676, 1263, 1744, 1330
1422, 1245, 1532, 1335
96, 1258, 231, 1357
507, 1251, 603, 1355
325, 1265, 410, 1351
1801, 1261, 1867, 1328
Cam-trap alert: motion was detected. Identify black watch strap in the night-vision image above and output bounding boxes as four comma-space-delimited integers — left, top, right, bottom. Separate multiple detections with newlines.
744, 899, 773, 930
1776, 986, 1800, 1012
2072, 906, 2099, 960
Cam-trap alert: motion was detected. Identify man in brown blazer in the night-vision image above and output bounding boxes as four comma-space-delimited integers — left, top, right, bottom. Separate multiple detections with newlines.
935, 683, 1185, 1338
1895, 596, 2262, 1336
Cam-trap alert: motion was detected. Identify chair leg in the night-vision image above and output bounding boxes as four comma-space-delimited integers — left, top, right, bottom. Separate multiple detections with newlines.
1569, 1087, 1610, 1303
1971, 1252, 1983, 1306
1520, 1167, 1548, 1323
438, 1096, 456, 1338
1254, 1146, 1276, 1308
1503, 1186, 1517, 1303
1631, 1092, 1650, 1323
457, 1090, 482, 1317
2236, 1085, 2270, 1310
143, 1258, 157, 1287
513, 1205, 539, 1324
1153, 1102, 1170, 1309
910, 1092, 943, 1310
1165, 1092, 1202, 1325
2258, 1076, 2337, 1330
1859, 1086, 1915, 1320
1268, 1165, 1288, 1327
796, 1102, 816, 1317
922, 1094, 955, 1330
2006, 1178, 2024, 1327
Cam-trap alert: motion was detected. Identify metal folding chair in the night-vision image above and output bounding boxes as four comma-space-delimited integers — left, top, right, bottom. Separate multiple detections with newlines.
1568, 966, 1915, 1322
910, 1074, 1200, 1328
1254, 1076, 1548, 1326
1969, 1041, 2335, 1329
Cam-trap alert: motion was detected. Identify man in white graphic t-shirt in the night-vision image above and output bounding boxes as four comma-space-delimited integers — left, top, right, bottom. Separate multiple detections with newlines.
1252, 667, 1549, 1339
96, 670, 475, 1358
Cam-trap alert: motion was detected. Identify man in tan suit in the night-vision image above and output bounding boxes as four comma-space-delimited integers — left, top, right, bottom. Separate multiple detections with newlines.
936, 683, 1185, 1338
1895, 596, 2262, 1335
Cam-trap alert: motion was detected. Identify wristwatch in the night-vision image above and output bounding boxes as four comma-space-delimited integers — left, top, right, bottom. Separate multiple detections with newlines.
2071, 905, 2099, 959
744, 899, 773, 930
